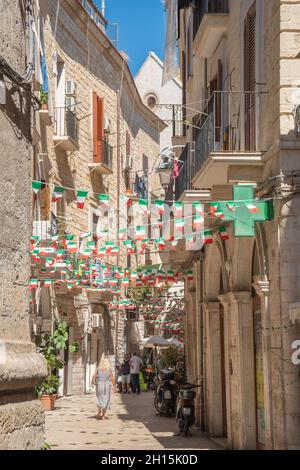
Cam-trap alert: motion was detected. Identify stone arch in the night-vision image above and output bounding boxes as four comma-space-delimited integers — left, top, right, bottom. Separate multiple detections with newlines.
205, 236, 229, 300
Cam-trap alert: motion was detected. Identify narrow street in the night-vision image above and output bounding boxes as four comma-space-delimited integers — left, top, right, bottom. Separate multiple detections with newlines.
45, 392, 223, 451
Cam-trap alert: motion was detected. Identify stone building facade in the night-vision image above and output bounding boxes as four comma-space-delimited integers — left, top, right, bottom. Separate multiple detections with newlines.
0, 0, 47, 450
135, 51, 182, 152
31, 0, 164, 396
172, 0, 300, 450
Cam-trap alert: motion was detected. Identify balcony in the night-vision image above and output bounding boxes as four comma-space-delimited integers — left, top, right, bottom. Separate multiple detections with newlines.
88, 140, 113, 175
175, 91, 265, 197
53, 106, 79, 151
193, 0, 229, 58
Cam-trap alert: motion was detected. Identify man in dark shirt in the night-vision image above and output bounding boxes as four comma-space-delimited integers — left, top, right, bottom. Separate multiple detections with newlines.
120, 354, 131, 393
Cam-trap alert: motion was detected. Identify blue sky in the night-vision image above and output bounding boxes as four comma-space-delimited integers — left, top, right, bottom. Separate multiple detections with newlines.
95, 0, 166, 76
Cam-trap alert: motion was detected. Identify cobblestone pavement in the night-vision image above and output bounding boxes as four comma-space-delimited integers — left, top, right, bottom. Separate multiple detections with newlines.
45, 391, 223, 450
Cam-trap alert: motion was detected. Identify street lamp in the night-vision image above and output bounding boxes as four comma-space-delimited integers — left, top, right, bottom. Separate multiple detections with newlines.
156, 145, 186, 193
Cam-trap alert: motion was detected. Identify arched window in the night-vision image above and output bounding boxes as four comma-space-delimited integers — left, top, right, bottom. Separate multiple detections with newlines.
145, 93, 158, 110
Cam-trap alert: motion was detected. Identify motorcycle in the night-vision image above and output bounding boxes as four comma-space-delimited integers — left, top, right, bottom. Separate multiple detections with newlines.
175, 382, 201, 437
154, 368, 177, 417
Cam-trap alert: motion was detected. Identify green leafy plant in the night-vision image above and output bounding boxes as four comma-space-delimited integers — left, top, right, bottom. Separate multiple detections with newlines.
41, 442, 51, 451
40, 91, 48, 106
35, 322, 70, 397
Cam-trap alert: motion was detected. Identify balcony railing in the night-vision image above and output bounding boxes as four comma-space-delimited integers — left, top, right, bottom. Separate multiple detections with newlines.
193, 0, 229, 38
176, 90, 264, 197
172, 105, 185, 138
54, 106, 79, 142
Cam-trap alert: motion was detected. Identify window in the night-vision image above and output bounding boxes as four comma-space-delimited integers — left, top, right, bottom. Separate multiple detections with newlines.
146, 94, 157, 110
93, 92, 105, 163
244, 2, 256, 151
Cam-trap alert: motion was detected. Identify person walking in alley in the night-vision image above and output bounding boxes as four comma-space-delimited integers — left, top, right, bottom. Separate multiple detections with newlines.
92, 355, 116, 420
120, 353, 131, 393
130, 352, 143, 394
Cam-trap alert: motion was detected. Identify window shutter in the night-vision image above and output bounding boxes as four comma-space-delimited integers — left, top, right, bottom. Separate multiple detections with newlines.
93, 92, 104, 163
245, 3, 256, 150
126, 131, 131, 156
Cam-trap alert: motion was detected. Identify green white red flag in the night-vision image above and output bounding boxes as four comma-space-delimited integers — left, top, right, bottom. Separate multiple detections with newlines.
98, 194, 110, 208
52, 186, 65, 203
32, 181, 43, 194
203, 230, 213, 244
219, 226, 229, 241
77, 190, 88, 209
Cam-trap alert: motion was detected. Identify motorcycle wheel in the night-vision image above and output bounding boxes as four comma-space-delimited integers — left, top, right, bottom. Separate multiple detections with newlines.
183, 416, 190, 437
154, 392, 163, 414
165, 399, 171, 417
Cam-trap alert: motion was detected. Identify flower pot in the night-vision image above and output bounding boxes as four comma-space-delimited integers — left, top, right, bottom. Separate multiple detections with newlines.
41, 103, 48, 111
41, 394, 56, 411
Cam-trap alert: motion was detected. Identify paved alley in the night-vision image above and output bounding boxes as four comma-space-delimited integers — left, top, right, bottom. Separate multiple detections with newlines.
45, 392, 223, 451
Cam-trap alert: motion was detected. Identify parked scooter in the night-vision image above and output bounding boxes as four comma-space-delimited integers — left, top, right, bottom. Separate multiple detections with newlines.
154, 368, 177, 417
175, 382, 201, 437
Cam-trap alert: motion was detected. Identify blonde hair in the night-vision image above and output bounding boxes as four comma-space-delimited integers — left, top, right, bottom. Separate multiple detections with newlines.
98, 354, 110, 370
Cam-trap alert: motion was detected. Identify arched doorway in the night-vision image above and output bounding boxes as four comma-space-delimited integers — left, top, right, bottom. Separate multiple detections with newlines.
204, 240, 228, 438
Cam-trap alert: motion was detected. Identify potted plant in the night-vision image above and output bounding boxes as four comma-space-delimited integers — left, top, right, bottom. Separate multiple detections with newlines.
35, 322, 77, 411
40, 91, 49, 110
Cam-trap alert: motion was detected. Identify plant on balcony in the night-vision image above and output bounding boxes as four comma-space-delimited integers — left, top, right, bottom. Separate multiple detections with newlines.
35, 321, 77, 411
40, 91, 49, 110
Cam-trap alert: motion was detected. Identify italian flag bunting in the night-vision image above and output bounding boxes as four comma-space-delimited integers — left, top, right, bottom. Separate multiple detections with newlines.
98, 193, 110, 208
187, 270, 194, 281
215, 210, 225, 219
51, 235, 59, 248
97, 247, 106, 257
219, 226, 229, 241
226, 202, 236, 213
135, 226, 146, 241
111, 245, 120, 256
210, 202, 218, 217
193, 214, 204, 230
175, 218, 185, 232
122, 278, 130, 287
44, 279, 52, 288
155, 238, 166, 251
246, 202, 259, 213
30, 279, 38, 289
118, 228, 127, 240
87, 241, 96, 250
154, 200, 165, 215
105, 241, 114, 254
193, 202, 204, 216
52, 186, 65, 203
77, 190, 88, 209
139, 199, 148, 215
67, 241, 77, 253
141, 238, 149, 250
203, 230, 213, 244
174, 202, 183, 217
172, 237, 179, 250
32, 181, 43, 194
123, 240, 135, 254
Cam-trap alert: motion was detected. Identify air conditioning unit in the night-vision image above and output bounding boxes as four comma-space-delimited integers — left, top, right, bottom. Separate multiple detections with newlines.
65, 95, 76, 111
66, 80, 76, 96
124, 155, 133, 170
91, 314, 104, 329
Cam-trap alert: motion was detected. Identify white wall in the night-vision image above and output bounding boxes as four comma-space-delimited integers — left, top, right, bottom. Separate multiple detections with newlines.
135, 52, 182, 151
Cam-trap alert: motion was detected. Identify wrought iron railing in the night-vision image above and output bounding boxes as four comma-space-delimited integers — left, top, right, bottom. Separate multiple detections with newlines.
54, 106, 79, 142
193, 0, 229, 38
175, 90, 264, 198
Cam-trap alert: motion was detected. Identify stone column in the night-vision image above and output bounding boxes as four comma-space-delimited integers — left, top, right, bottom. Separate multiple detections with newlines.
252, 279, 273, 449
221, 291, 256, 450
202, 301, 224, 436
218, 293, 233, 449
0, 1, 47, 449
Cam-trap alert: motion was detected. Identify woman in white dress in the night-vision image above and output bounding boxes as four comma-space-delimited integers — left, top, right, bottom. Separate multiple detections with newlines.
92, 355, 116, 420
